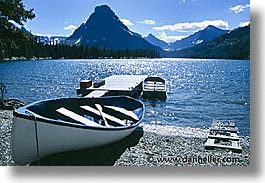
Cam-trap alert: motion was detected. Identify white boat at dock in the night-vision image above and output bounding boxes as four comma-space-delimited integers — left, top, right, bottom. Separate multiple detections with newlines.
142, 76, 167, 100
11, 96, 145, 165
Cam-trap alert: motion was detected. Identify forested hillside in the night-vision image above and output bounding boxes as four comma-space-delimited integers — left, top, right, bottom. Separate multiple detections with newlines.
167, 25, 250, 60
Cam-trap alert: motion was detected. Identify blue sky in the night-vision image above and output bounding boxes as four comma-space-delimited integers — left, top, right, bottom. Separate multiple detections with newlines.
23, 0, 250, 43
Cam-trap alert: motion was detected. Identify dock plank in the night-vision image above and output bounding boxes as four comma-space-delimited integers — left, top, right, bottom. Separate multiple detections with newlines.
204, 138, 242, 153
205, 120, 242, 153
77, 75, 147, 97
85, 90, 108, 98
100, 75, 147, 91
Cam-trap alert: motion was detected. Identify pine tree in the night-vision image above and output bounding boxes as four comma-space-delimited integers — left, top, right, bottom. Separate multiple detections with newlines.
0, 0, 35, 59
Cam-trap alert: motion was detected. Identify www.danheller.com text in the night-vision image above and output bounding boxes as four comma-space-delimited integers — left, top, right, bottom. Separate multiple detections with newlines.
146, 154, 240, 164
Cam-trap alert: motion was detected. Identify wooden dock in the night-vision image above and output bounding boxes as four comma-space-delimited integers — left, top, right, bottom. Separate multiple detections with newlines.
204, 120, 242, 153
77, 75, 147, 98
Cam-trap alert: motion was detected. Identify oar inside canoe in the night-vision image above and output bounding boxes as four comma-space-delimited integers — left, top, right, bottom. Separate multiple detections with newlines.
80, 105, 127, 126
95, 104, 109, 127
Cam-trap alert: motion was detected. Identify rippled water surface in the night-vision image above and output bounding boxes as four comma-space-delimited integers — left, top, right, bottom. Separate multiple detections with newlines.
0, 59, 250, 135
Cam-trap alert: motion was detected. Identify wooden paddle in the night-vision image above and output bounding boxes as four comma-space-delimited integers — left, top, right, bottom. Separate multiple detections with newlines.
95, 104, 109, 127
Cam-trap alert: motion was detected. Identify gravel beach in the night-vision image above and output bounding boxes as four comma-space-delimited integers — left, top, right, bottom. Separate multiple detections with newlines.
0, 109, 250, 166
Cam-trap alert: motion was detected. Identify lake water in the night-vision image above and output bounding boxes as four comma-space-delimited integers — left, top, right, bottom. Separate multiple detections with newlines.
0, 59, 250, 136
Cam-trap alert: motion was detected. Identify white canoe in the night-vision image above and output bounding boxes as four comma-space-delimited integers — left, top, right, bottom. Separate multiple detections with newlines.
11, 96, 145, 165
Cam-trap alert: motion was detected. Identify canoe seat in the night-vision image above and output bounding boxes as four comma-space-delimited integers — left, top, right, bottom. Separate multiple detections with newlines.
155, 82, 164, 86
80, 105, 126, 126
56, 107, 102, 127
104, 105, 139, 121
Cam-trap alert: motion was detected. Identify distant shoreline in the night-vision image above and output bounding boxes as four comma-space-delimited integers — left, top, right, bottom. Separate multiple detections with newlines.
0, 56, 52, 62
0, 56, 250, 62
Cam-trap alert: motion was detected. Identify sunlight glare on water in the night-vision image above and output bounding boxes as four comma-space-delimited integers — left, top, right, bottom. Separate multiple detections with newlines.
0, 58, 250, 136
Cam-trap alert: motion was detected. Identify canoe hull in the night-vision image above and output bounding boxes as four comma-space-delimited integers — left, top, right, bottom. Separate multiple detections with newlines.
142, 91, 167, 100
11, 116, 137, 165
11, 96, 144, 165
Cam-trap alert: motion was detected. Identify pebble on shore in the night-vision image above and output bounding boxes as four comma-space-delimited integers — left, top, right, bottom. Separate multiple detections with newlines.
0, 110, 250, 166
0, 110, 16, 166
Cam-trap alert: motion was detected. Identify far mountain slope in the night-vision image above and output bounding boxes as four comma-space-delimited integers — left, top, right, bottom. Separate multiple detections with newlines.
170, 25, 228, 50
167, 25, 250, 60
144, 34, 169, 50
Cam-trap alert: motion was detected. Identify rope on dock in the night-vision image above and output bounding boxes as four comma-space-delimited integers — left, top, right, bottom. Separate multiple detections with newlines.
0, 83, 26, 110
0, 98, 26, 110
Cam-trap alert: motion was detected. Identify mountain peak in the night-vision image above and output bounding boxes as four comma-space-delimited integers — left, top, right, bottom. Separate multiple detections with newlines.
66, 5, 158, 50
85, 4, 122, 28
205, 25, 223, 31
146, 33, 155, 37
92, 5, 116, 20
144, 33, 169, 50
94, 5, 112, 13
206, 25, 216, 29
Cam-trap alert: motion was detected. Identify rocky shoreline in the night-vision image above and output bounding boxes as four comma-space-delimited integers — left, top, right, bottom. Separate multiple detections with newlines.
0, 110, 16, 166
0, 57, 52, 62
0, 109, 250, 166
